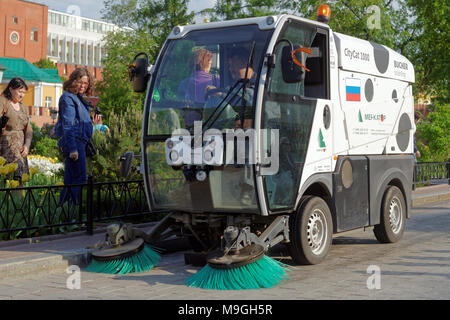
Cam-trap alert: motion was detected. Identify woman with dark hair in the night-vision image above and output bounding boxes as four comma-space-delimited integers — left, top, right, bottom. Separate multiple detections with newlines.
0, 77, 32, 181
54, 68, 94, 203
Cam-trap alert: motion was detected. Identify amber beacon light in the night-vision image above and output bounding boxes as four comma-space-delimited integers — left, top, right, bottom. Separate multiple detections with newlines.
317, 4, 331, 24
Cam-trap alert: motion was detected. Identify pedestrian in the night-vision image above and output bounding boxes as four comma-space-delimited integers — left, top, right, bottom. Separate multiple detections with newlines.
0, 77, 32, 184
92, 112, 109, 134
54, 68, 94, 203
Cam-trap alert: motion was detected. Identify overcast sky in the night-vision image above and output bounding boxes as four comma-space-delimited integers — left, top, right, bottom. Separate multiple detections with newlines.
32, 0, 216, 21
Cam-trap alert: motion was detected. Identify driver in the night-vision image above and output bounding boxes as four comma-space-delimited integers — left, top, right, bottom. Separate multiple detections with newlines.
227, 47, 255, 130
204, 47, 256, 130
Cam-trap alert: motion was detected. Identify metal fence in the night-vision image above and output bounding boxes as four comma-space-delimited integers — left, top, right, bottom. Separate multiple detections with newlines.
414, 161, 450, 187
0, 176, 164, 240
1, 161, 448, 239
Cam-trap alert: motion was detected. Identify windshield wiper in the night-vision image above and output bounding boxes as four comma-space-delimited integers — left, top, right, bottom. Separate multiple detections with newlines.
202, 79, 246, 132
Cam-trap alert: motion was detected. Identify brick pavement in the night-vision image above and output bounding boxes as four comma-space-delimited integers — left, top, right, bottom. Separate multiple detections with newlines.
0, 200, 448, 300
0, 186, 448, 300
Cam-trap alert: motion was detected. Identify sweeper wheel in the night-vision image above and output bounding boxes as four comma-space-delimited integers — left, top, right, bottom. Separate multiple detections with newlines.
91, 238, 145, 262
207, 244, 265, 270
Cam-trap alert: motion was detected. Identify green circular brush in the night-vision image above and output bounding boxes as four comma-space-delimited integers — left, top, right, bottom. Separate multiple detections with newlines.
185, 244, 291, 290
85, 238, 161, 275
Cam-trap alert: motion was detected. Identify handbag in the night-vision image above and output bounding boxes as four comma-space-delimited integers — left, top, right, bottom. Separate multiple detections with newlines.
0, 97, 8, 130
0, 114, 8, 130
85, 139, 97, 157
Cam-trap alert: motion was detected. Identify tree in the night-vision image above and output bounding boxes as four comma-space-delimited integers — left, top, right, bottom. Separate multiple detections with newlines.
416, 104, 450, 162
95, 29, 157, 117
102, 0, 194, 46
202, 0, 281, 21
281, 0, 449, 103
33, 58, 57, 69
97, 0, 195, 116
407, 0, 449, 103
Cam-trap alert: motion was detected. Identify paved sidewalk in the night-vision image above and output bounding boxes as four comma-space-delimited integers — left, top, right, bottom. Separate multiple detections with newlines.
0, 184, 449, 281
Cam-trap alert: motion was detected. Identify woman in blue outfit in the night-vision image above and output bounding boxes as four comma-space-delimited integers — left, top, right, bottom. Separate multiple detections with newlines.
55, 68, 94, 203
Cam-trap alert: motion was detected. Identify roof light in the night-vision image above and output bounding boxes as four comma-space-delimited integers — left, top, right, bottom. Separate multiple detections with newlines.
317, 4, 331, 24
266, 16, 275, 26
173, 26, 181, 35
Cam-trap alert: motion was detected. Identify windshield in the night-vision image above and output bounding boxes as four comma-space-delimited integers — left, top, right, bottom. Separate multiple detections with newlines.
147, 25, 273, 135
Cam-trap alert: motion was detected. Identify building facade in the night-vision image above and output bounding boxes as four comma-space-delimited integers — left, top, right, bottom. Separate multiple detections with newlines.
0, 0, 48, 63
46, 9, 117, 82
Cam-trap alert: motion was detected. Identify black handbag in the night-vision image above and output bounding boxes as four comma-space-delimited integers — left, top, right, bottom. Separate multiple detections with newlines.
0, 114, 8, 130
85, 139, 97, 157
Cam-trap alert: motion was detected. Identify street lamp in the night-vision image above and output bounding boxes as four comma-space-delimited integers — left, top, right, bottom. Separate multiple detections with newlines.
50, 109, 58, 123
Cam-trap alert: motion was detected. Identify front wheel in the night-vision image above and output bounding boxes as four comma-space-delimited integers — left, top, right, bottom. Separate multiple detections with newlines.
288, 196, 333, 265
373, 186, 406, 243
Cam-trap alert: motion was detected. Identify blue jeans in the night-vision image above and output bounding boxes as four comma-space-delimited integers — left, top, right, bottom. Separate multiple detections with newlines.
60, 141, 87, 204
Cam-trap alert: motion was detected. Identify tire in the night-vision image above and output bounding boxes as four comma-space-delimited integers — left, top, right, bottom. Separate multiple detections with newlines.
288, 196, 333, 265
373, 186, 406, 243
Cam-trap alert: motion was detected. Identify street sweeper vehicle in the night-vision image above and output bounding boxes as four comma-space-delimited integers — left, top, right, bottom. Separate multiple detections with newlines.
88, 5, 416, 289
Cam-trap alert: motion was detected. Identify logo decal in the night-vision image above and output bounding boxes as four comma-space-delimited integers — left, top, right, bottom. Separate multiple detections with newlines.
319, 129, 326, 149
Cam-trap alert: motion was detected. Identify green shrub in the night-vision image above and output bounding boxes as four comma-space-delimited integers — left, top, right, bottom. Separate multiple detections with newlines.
32, 136, 61, 160
87, 106, 143, 182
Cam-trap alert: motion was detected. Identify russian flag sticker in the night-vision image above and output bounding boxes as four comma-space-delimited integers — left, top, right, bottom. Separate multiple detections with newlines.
346, 78, 361, 101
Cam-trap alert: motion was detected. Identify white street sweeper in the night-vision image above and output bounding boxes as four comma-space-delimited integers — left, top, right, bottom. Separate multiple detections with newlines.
90, 5, 415, 288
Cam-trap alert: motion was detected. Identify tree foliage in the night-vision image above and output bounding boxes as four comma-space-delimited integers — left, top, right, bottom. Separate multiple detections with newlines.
203, 0, 281, 21
416, 104, 450, 162
281, 0, 449, 102
33, 58, 57, 70
87, 108, 143, 181
95, 29, 156, 117
97, 0, 195, 117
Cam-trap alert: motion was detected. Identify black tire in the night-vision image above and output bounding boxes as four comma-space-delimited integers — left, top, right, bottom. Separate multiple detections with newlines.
373, 186, 406, 243
288, 196, 333, 265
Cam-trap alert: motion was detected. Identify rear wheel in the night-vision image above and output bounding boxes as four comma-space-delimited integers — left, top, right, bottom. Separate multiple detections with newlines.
373, 186, 406, 243
288, 196, 333, 265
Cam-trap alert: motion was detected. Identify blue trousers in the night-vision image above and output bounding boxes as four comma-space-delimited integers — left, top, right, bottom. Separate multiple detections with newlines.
60, 141, 87, 204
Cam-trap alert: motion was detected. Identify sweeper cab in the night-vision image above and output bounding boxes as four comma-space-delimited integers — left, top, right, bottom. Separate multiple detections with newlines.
126, 7, 415, 269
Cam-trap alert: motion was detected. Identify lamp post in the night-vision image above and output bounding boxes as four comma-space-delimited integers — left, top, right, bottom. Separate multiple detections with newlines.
50, 109, 58, 124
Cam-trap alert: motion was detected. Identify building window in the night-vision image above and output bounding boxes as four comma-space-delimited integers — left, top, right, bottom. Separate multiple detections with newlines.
59, 40, 63, 59
31, 28, 38, 41
12, 16, 18, 24
45, 96, 52, 108
51, 38, 57, 57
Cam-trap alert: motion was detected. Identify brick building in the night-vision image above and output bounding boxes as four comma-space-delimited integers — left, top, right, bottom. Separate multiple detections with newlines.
0, 0, 48, 63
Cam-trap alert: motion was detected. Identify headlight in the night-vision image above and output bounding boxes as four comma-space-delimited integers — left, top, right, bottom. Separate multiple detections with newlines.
170, 150, 179, 162
196, 170, 207, 182
204, 150, 213, 162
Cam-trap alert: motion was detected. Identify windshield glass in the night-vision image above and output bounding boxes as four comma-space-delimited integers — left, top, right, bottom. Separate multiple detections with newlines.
147, 25, 273, 135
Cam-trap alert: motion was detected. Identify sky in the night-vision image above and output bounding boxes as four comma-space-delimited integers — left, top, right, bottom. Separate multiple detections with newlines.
32, 0, 216, 22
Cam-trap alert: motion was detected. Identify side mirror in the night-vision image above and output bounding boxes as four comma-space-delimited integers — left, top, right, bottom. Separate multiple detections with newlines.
120, 151, 134, 179
129, 52, 150, 93
281, 44, 309, 83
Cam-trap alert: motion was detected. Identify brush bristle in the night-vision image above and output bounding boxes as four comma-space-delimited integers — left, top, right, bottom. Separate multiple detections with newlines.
85, 245, 161, 274
185, 255, 291, 290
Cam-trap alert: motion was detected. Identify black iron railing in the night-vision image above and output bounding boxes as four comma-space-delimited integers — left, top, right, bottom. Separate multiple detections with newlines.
414, 161, 450, 187
0, 177, 167, 240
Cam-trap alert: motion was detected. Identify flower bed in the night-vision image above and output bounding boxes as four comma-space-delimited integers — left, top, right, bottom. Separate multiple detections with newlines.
28, 155, 64, 177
